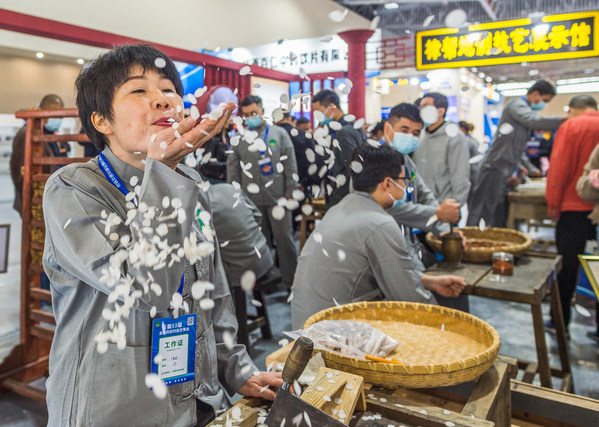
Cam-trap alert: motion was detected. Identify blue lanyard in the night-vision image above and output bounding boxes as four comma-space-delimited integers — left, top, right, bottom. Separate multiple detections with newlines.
98, 153, 184, 294
260, 126, 270, 156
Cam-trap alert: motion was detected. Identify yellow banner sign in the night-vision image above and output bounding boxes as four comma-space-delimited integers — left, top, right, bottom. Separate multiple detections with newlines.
416, 12, 599, 70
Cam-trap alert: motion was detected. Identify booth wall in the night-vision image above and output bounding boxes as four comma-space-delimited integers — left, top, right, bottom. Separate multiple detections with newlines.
0, 54, 80, 114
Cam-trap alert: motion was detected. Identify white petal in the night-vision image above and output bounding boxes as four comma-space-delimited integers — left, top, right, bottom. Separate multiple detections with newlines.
241, 270, 256, 291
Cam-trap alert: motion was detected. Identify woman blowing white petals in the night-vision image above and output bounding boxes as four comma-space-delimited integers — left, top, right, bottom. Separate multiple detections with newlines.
42, 43, 281, 426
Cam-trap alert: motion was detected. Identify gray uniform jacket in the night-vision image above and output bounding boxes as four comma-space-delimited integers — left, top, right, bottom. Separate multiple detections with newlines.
387, 156, 449, 269
413, 121, 471, 205
43, 148, 255, 426
207, 183, 274, 286
467, 98, 563, 227
479, 98, 563, 178
291, 192, 436, 329
226, 124, 298, 207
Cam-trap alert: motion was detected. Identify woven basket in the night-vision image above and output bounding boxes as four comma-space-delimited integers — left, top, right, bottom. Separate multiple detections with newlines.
426, 227, 532, 263
303, 301, 500, 388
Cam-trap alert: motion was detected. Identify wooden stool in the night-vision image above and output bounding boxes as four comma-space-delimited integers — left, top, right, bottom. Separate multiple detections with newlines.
232, 270, 280, 349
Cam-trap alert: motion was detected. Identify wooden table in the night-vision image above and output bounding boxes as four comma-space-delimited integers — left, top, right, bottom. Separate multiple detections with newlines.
506, 191, 550, 230
426, 253, 573, 392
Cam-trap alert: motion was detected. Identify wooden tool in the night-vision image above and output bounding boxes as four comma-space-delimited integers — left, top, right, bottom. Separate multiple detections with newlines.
265, 338, 346, 427
300, 367, 366, 425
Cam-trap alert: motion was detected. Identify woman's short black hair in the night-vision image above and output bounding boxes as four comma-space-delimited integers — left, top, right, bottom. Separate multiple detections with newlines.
76, 43, 183, 150
351, 144, 405, 193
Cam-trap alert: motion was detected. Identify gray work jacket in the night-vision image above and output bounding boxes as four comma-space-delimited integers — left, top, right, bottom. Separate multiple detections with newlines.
413, 121, 471, 205
480, 97, 563, 178
207, 183, 274, 285
226, 124, 298, 207
43, 148, 255, 426
291, 192, 436, 329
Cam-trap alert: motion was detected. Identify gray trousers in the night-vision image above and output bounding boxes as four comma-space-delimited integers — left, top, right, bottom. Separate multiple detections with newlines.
467, 167, 509, 228
258, 205, 298, 288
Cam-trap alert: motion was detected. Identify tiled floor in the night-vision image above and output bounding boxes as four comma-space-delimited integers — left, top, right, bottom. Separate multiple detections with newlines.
0, 172, 598, 425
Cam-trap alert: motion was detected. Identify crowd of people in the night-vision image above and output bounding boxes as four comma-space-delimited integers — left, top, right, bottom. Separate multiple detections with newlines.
12, 43, 599, 425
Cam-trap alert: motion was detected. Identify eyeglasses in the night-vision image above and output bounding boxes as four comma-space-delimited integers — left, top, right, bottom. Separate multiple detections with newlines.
391, 176, 412, 187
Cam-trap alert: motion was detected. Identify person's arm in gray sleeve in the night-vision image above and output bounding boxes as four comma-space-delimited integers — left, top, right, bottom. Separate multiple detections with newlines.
210, 236, 257, 394
520, 153, 541, 176
42, 160, 198, 312
366, 222, 436, 304
404, 156, 438, 207
241, 190, 262, 224
280, 130, 299, 198
509, 100, 565, 130
226, 145, 241, 185
446, 135, 471, 205
388, 202, 449, 236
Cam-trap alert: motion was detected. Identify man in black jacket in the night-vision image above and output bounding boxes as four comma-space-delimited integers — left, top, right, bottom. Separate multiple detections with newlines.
311, 89, 365, 208
275, 111, 322, 198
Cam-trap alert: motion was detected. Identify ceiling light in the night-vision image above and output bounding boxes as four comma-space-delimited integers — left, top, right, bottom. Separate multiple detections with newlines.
485, 76, 492, 82
384, 2, 400, 10
528, 69, 539, 76
410, 77, 420, 86
76, 58, 84, 65
36, 52, 44, 59
478, 72, 486, 78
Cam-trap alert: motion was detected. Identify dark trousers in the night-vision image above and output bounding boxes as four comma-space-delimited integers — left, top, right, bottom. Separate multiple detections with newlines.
553, 211, 596, 328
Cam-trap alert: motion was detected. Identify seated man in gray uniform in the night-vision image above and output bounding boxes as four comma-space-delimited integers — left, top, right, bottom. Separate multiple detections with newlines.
42, 44, 281, 426
291, 144, 466, 329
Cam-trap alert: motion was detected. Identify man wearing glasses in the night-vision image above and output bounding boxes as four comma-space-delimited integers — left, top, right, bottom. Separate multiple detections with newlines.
291, 144, 466, 329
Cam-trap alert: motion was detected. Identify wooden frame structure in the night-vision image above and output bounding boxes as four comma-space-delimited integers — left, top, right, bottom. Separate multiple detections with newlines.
0, 108, 87, 401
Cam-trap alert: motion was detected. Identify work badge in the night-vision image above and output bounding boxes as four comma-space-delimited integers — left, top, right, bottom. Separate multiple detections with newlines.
150, 313, 197, 385
259, 157, 274, 176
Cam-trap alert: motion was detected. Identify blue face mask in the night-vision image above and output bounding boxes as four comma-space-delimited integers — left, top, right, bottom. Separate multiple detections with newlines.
244, 115, 263, 129
388, 179, 408, 208
45, 118, 62, 132
320, 116, 332, 126
530, 101, 546, 111
390, 132, 419, 155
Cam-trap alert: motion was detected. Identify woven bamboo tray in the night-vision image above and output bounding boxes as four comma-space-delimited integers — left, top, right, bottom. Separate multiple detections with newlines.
426, 227, 532, 263
303, 301, 500, 388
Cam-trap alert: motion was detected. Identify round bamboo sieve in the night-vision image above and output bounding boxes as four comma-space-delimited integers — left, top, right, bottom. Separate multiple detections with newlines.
303, 301, 500, 388
426, 226, 532, 263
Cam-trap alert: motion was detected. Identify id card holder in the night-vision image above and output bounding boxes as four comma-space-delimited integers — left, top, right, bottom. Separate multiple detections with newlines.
526, 139, 541, 158
150, 313, 197, 386
258, 157, 274, 176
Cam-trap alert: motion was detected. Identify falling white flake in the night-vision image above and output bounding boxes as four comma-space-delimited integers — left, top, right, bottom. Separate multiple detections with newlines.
194, 86, 208, 98
272, 205, 286, 221
354, 118, 365, 130
247, 183, 260, 194
469, 154, 484, 164
200, 298, 215, 310
159, 141, 168, 150
479, 218, 486, 231
145, 374, 167, 399
370, 16, 380, 30
241, 270, 256, 291
575, 304, 592, 317
445, 9, 468, 28
423, 15, 435, 27
350, 161, 363, 173
445, 422, 456, 427
420, 105, 439, 124
328, 9, 348, 22
445, 122, 460, 137
498, 122, 514, 135
290, 128, 299, 137
154, 57, 167, 68
63, 218, 72, 229
239, 65, 252, 76
337, 249, 346, 262
223, 331, 234, 350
